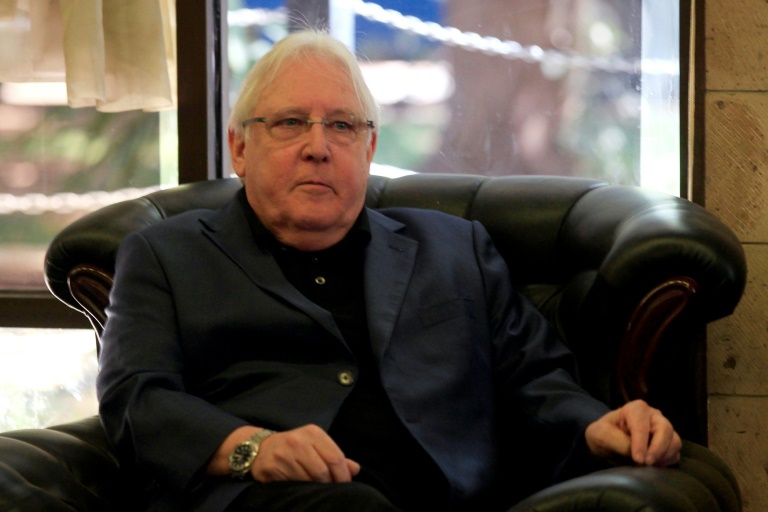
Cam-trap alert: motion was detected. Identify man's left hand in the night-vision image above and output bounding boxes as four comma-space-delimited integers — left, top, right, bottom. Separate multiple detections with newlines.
585, 399, 682, 467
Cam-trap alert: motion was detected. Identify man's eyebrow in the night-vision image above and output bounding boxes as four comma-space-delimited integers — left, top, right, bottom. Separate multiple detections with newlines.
267, 108, 306, 118
266, 108, 358, 118
326, 108, 356, 116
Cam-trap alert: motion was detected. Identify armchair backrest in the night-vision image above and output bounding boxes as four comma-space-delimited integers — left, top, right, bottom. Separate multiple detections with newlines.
44, 173, 746, 442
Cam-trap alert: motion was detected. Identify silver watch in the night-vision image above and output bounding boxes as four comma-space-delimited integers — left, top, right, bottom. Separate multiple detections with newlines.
228, 429, 276, 479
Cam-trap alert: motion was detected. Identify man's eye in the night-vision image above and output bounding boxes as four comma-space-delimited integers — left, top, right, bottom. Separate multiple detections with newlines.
329, 120, 354, 132
273, 118, 304, 128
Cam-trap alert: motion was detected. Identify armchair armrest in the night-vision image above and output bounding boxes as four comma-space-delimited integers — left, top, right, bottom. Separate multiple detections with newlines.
0, 416, 136, 512
508, 441, 741, 512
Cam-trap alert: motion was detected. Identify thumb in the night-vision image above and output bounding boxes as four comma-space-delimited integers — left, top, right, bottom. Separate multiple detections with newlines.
586, 415, 633, 462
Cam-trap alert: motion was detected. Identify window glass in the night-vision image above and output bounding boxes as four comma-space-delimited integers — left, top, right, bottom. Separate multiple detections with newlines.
227, 0, 680, 194
0, 87, 172, 422
0, 82, 176, 290
0, 328, 97, 429
0, 11, 178, 429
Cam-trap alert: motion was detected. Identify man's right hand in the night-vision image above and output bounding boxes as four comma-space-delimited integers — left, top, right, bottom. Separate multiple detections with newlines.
207, 424, 359, 483
251, 424, 360, 483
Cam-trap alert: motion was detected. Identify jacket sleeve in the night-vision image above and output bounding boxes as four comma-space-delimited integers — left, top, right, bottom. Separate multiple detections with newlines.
474, 220, 611, 494
96, 231, 248, 493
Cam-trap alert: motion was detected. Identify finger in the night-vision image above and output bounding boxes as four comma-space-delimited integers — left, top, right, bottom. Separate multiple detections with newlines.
294, 450, 343, 483
644, 414, 674, 465
307, 444, 354, 483
271, 425, 353, 483
301, 426, 356, 483
600, 424, 633, 461
622, 400, 652, 464
347, 459, 361, 477
651, 431, 683, 467
325, 457, 359, 483
625, 401, 684, 467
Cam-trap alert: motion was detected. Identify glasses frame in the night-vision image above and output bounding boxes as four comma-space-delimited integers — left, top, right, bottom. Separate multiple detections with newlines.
242, 115, 375, 144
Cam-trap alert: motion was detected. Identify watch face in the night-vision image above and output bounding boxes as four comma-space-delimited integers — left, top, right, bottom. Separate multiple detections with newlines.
230, 442, 255, 471
228, 431, 274, 478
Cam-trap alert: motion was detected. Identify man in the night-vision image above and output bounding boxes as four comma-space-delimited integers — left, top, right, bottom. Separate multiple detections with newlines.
96, 30, 681, 512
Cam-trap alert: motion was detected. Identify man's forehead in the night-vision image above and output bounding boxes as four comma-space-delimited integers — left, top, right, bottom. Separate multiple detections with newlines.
254, 58, 361, 114
274, 55, 349, 85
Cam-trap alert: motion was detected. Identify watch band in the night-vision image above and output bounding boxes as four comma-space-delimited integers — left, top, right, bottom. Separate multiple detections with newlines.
228, 429, 276, 479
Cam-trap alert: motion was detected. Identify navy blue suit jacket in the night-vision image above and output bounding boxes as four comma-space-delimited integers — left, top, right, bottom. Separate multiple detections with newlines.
96, 192, 609, 511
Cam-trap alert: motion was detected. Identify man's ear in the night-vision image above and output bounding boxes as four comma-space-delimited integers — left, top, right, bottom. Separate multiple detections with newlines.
366, 131, 378, 164
229, 129, 247, 178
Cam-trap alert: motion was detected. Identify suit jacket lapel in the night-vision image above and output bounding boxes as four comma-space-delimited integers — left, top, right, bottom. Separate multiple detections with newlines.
198, 197, 344, 342
364, 209, 418, 360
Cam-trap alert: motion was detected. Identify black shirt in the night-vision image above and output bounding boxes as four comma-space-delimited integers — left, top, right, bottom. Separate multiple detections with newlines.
238, 190, 448, 510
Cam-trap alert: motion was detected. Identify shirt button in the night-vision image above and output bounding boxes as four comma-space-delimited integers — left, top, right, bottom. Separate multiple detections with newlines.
315, 276, 326, 285
337, 371, 355, 386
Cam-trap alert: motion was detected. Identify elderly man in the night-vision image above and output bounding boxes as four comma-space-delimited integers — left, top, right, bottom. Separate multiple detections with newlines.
96, 30, 681, 512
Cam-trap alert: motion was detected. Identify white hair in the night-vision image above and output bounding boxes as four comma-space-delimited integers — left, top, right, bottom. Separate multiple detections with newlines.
228, 29, 380, 139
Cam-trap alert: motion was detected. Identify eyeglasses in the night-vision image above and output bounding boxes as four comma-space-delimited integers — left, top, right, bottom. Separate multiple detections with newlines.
242, 114, 375, 145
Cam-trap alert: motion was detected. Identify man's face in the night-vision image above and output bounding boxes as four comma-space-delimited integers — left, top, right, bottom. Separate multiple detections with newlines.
229, 56, 377, 250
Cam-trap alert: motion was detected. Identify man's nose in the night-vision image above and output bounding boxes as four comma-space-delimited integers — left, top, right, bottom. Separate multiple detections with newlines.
302, 123, 331, 161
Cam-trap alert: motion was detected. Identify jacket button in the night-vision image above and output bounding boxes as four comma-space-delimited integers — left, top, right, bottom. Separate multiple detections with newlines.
337, 371, 355, 386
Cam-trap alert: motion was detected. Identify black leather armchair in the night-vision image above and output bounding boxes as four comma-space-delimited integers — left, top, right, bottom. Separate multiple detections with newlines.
0, 174, 746, 511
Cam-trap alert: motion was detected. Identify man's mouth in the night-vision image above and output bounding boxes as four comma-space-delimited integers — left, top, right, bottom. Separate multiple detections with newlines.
297, 181, 333, 192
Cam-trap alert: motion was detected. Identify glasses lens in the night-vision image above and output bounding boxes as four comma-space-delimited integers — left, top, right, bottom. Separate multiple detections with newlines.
267, 117, 306, 140
325, 115, 358, 144
261, 115, 370, 144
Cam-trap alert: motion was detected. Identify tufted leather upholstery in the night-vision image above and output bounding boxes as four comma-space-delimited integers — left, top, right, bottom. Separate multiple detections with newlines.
0, 174, 746, 511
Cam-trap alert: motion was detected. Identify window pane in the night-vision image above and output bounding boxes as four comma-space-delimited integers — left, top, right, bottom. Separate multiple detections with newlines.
0, 328, 97, 430
0, 85, 178, 291
227, 0, 680, 194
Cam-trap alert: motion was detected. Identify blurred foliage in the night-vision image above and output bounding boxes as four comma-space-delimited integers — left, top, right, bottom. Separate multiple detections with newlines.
0, 211, 86, 245
0, 103, 161, 247
374, 120, 444, 172
0, 105, 161, 194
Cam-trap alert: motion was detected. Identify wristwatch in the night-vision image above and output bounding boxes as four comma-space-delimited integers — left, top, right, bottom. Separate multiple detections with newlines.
228, 429, 276, 479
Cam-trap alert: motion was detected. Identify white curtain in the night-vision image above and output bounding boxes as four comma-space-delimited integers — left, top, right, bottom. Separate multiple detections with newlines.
0, 0, 176, 112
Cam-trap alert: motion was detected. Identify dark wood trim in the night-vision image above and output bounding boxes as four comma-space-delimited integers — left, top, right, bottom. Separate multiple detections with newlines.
177, 0, 227, 183
679, 0, 691, 200
689, 0, 707, 206
0, 293, 90, 329
219, 2, 230, 177
679, 1, 707, 444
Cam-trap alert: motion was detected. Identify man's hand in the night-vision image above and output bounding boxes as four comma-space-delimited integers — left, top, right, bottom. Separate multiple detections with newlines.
585, 399, 682, 467
207, 424, 359, 483
251, 424, 360, 483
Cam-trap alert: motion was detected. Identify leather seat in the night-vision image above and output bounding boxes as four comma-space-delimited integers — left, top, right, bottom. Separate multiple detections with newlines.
0, 173, 746, 511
